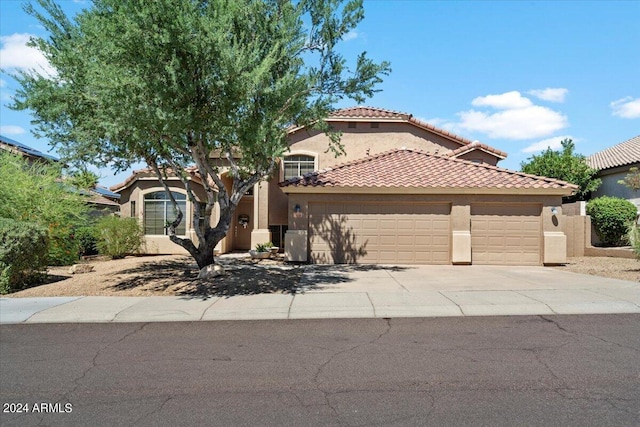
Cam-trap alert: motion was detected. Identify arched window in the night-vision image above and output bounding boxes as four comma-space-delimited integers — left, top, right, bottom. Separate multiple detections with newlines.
143, 191, 187, 235
283, 155, 315, 179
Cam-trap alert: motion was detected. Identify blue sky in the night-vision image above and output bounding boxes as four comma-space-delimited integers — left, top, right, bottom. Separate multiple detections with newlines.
1, 0, 639, 188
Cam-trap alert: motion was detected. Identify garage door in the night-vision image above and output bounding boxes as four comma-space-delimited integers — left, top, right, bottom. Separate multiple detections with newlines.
309, 202, 450, 264
471, 204, 541, 265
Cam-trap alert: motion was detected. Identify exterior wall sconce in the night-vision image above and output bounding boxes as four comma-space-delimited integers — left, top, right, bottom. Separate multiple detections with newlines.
551, 207, 558, 215
293, 204, 302, 218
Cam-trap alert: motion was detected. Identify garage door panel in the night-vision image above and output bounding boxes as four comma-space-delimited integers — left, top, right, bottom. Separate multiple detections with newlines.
471, 204, 541, 266
309, 202, 450, 264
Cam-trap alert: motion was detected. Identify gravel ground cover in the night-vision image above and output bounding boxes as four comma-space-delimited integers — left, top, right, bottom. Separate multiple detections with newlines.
5, 255, 638, 298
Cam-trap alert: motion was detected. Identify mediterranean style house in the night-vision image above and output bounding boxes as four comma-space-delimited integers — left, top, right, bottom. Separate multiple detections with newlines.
111, 107, 577, 265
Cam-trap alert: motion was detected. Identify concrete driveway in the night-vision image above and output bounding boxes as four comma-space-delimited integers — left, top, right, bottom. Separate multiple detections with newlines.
1, 265, 639, 324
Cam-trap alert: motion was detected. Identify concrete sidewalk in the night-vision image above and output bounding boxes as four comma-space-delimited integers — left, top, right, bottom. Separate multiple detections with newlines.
1, 265, 639, 324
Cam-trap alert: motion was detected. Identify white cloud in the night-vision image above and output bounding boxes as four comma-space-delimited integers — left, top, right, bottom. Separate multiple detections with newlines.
0, 125, 26, 135
610, 97, 640, 119
455, 104, 568, 140
342, 30, 359, 41
0, 79, 6, 88
471, 91, 532, 109
522, 135, 573, 153
527, 88, 568, 103
0, 33, 56, 77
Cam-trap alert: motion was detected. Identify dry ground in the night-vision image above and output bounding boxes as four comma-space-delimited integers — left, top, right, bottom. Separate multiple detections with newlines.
5, 255, 639, 298
552, 256, 639, 282
8, 255, 306, 298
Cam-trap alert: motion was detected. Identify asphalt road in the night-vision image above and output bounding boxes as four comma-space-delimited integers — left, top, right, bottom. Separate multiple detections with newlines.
1, 315, 639, 426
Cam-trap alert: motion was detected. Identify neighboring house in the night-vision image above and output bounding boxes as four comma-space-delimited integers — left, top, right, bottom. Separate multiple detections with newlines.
587, 135, 640, 212
1, 134, 59, 164
112, 106, 576, 265
1, 134, 120, 213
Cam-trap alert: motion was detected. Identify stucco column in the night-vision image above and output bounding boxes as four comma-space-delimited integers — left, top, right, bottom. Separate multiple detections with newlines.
451, 203, 471, 264
543, 202, 567, 265
285, 195, 308, 262
251, 181, 272, 248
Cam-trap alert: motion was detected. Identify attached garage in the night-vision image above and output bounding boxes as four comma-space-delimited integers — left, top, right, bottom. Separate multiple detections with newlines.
281, 149, 577, 266
471, 204, 542, 265
308, 202, 450, 264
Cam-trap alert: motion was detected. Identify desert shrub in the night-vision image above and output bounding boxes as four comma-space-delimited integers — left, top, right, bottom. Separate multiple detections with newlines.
0, 151, 90, 266
94, 216, 144, 259
628, 221, 640, 260
75, 225, 98, 257
586, 197, 638, 246
0, 218, 49, 294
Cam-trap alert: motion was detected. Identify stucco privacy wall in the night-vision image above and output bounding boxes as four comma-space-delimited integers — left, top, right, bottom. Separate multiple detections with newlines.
285, 193, 566, 265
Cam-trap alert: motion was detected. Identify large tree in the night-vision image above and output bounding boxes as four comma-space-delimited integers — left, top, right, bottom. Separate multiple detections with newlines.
12, 0, 390, 269
520, 138, 601, 201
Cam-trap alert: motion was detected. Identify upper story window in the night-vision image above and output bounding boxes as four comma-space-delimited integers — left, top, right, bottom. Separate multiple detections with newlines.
283, 155, 315, 180
143, 191, 186, 235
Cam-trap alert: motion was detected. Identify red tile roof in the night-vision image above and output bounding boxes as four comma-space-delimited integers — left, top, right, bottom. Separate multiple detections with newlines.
280, 148, 577, 192
446, 142, 507, 160
327, 106, 507, 159
587, 135, 640, 171
330, 106, 410, 120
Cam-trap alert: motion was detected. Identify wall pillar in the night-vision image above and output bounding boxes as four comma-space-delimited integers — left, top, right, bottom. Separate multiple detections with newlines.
543, 203, 567, 265
251, 181, 272, 248
451, 203, 471, 264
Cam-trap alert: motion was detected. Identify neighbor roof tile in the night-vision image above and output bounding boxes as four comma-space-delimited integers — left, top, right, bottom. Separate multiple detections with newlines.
587, 135, 640, 170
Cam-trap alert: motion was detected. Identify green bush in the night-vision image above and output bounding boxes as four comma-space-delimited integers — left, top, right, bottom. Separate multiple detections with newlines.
586, 197, 638, 246
0, 150, 90, 266
75, 225, 98, 257
94, 216, 145, 259
628, 222, 640, 260
0, 218, 49, 294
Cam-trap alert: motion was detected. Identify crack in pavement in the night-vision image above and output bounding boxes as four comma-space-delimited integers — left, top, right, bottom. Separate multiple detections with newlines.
309, 319, 393, 425
131, 395, 173, 426
538, 315, 572, 333
540, 315, 639, 351
55, 323, 149, 407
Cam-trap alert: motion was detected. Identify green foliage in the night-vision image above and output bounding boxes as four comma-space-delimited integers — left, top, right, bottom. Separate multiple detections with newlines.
618, 167, 640, 192
75, 225, 98, 257
0, 218, 49, 294
255, 242, 270, 252
586, 197, 638, 246
12, 0, 390, 268
0, 151, 90, 265
69, 169, 100, 190
94, 216, 145, 259
520, 139, 601, 200
627, 221, 640, 260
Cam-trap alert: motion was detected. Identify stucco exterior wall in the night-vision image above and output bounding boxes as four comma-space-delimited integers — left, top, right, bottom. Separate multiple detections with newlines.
286, 121, 464, 172
119, 178, 211, 255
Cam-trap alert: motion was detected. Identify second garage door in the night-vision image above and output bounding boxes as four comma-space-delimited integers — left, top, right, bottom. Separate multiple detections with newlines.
471, 204, 542, 265
309, 202, 451, 264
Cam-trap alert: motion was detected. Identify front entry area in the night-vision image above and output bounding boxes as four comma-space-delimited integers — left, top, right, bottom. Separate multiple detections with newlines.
308, 202, 451, 264
232, 198, 253, 250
